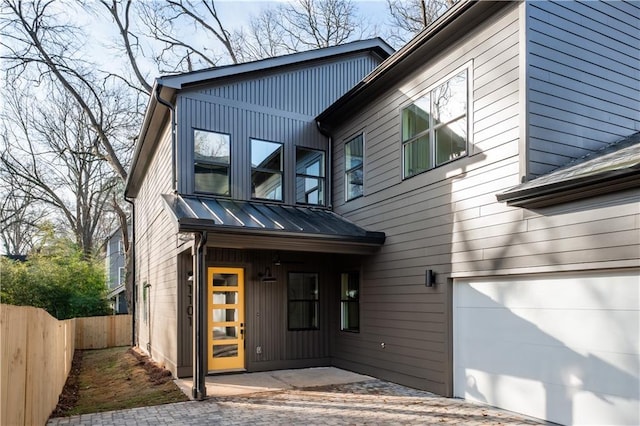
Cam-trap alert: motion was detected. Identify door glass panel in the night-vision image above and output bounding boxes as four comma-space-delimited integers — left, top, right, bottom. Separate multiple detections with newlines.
213, 344, 238, 358
213, 274, 238, 287
213, 308, 237, 322
208, 267, 245, 371
213, 291, 237, 304
213, 326, 237, 340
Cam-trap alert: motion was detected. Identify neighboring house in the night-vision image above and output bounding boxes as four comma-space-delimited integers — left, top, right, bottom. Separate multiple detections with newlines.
125, 2, 639, 425
104, 226, 130, 314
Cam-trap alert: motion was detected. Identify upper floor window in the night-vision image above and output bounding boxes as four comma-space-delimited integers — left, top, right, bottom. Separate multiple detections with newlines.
402, 68, 468, 179
251, 139, 283, 201
345, 134, 364, 200
118, 266, 126, 286
296, 147, 325, 205
194, 130, 230, 195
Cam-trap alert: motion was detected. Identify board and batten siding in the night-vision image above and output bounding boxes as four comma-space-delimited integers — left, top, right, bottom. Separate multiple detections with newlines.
134, 123, 183, 376
176, 95, 325, 202
526, 0, 640, 177
176, 53, 386, 202
176, 248, 336, 376
330, 3, 522, 396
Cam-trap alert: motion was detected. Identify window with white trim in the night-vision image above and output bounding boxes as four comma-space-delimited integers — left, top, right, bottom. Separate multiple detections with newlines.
402, 68, 468, 179
118, 266, 125, 286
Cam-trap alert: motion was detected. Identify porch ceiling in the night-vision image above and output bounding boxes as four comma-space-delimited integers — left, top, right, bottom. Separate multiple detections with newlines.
161, 193, 385, 254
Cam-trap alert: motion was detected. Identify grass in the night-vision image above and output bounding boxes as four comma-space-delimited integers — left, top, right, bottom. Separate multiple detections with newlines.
50, 346, 189, 418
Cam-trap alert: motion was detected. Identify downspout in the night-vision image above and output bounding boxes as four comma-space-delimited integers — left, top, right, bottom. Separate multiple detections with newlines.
124, 196, 136, 348
192, 231, 208, 400
154, 85, 177, 192
316, 121, 333, 209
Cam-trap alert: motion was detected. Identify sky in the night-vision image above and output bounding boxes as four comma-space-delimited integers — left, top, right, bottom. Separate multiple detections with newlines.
83, 0, 393, 78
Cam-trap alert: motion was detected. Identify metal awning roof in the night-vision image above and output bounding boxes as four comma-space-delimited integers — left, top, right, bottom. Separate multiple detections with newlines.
162, 194, 385, 254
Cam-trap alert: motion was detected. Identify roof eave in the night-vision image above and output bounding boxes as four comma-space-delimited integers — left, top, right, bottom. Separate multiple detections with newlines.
124, 83, 175, 198
157, 38, 395, 91
497, 169, 640, 208
317, 1, 513, 127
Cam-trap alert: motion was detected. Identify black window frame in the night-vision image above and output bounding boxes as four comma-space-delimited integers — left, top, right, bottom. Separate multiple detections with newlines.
340, 272, 360, 332
402, 67, 469, 179
287, 272, 319, 331
193, 129, 231, 196
251, 138, 284, 201
344, 133, 364, 201
295, 146, 326, 206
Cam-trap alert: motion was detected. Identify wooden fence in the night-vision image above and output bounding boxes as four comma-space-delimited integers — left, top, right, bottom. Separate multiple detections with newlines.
0, 305, 132, 426
76, 315, 132, 349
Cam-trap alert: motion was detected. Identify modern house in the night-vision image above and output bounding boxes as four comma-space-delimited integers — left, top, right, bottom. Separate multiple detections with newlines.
124, 1, 639, 425
104, 226, 130, 314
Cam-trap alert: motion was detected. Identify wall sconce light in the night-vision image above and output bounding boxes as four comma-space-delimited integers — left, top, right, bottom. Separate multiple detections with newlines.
259, 267, 277, 283
425, 269, 436, 287
187, 271, 193, 281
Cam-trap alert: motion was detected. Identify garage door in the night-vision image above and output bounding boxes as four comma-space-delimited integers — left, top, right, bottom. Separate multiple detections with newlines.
453, 271, 639, 425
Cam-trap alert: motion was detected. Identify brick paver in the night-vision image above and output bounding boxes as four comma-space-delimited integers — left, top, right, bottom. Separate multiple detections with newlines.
47, 379, 546, 425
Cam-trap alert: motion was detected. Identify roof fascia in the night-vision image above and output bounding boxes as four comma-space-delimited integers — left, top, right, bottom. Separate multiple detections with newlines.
175, 224, 385, 255
317, 1, 514, 127
158, 38, 394, 90
124, 83, 175, 198
496, 169, 640, 208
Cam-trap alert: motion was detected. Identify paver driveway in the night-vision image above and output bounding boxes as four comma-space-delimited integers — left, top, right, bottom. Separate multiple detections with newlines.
48, 379, 547, 425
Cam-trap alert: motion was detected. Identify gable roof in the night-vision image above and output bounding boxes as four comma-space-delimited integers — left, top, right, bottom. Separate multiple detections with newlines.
497, 133, 640, 208
124, 38, 394, 198
156, 38, 394, 90
317, 0, 512, 128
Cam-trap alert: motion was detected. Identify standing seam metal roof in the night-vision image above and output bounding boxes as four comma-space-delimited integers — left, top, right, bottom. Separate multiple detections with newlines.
161, 193, 386, 246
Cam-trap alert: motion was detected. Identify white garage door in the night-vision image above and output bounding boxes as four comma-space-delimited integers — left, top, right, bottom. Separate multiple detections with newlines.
453, 271, 639, 425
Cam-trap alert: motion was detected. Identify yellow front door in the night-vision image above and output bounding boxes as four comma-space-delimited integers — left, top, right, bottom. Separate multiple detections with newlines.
207, 267, 245, 371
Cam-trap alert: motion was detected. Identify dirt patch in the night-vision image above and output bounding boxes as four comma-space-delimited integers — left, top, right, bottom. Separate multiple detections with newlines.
50, 350, 83, 416
50, 346, 188, 418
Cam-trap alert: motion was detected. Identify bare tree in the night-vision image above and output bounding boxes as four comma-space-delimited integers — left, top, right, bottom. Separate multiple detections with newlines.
0, 175, 48, 256
95, 0, 153, 94
137, 0, 239, 73
0, 85, 117, 256
0, 0, 133, 182
385, 0, 454, 46
236, 0, 374, 61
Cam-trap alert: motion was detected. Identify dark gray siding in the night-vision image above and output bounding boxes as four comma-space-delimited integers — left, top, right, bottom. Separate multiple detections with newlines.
176, 53, 384, 201
327, 0, 640, 398
177, 95, 325, 201
329, 3, 522, 396
177, 248, 340, 376
526, 0, 640, 177
204, 54, 381, 116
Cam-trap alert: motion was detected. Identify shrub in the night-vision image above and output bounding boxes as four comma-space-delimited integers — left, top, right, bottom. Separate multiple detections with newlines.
1, 241, 111, 319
